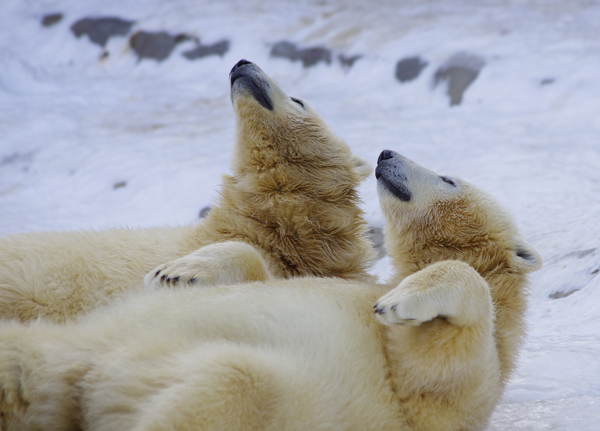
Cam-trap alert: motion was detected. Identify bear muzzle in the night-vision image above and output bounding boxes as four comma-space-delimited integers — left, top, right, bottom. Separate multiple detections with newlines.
230, 59, 273, 111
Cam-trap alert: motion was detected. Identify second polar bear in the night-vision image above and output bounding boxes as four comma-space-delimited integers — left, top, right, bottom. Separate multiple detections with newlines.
0, 60, 375, 323
0, 150, 541, 431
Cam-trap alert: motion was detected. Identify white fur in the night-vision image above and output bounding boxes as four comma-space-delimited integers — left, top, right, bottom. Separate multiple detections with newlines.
0, 151, 541, 431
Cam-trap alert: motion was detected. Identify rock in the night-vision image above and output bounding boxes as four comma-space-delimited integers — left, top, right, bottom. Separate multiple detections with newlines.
71, 17, 135, 47
540, 78, 555, 86
113, 181, 127, 190
199, 206, 211, 219
271, 41, 297, 60
298, 46, 331, 67
367, 226, 387, 260
129, 31, 190, 62
41, 13, 63, 27
270, 41, 331, 68
549, 289, 581, 299
433, 52, 485, 106
395, 56, 427, 83
183, 39, 230, 60
339, 54, 362, 68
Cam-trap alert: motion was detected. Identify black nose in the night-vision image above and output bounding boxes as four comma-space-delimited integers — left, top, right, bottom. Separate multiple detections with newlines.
377, 150, 395, 165
230, 59, 252, 74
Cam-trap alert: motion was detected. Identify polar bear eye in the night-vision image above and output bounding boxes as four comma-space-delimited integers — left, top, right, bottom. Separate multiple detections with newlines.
440, 176, 456, 187
291, 97, 305, 108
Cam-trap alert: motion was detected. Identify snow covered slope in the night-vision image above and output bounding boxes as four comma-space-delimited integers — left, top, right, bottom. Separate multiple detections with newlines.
1, 1, 599, 429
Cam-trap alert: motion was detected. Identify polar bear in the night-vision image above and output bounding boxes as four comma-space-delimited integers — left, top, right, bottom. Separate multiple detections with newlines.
0, 150, 541, 431
0, 59, 375, 323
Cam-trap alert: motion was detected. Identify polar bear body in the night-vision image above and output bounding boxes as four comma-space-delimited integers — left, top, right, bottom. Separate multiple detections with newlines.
0, 281, 403, 431
0, 151, 541, 431
0, 60, 375, 323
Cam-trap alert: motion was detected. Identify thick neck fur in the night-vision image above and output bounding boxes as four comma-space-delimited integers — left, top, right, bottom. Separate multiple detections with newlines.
384, 194, 530, 386
200, 112, 376, 281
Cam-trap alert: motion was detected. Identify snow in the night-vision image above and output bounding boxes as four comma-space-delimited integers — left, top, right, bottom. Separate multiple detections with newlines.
1, 0, 599, 428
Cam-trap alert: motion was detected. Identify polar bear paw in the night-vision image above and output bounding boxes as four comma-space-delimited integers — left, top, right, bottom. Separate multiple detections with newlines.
144, 242, 273, 290
373, 289, 440, 326
373, 260, 492, 327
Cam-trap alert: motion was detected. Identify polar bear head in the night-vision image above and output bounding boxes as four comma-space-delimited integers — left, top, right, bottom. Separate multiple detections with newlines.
204, 60, 375, 281
375, 150, 541, 282
228, 59, 372, 188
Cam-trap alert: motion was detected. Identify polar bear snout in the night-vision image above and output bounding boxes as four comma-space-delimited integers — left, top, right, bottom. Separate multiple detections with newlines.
377, 149, 396, 165
375, 151, 412, 202
230, 59, 273, 111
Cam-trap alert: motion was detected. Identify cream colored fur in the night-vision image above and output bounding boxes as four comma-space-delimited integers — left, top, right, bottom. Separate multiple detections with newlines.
0, 61, 375, 323
0, 151, 541, 431
376, 151, 541, 387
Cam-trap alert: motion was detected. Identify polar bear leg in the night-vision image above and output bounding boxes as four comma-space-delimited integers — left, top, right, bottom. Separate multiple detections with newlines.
373, 260, 501, 431
374, 260, 493, 327
144, 241, 275, 290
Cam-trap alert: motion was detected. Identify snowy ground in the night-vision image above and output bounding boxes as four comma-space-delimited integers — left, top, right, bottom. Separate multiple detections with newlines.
1, 0, 599, 429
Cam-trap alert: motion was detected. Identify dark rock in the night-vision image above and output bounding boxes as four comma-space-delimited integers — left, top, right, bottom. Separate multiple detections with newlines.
549, 289, 581, 299
183, 39, 230, 60
433, 52, 485, 106
339, 54, 362, 68
299, 46, 331, 67
42, 13, 63, 27
71, 17, 135, 47
368, 226, 387, 260
199, 206, 211, 219
270, 41, 331, 68
113, 181, 127, 189
541, 78, 555, 86
129, 31, 190, 62
395, 56, 428, 83
271, 41, 297, 61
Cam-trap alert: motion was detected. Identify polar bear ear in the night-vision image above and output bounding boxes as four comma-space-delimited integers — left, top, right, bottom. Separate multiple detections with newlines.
351, 155, 373, 181
513, 236, 542, 273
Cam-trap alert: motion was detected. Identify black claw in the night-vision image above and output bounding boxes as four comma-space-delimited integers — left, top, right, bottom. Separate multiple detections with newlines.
188, 278, 197, 285
391, 304, 397, 311
160, 275, 167, 282
155, 270, 161, 277
374, 307, 385, 314
172, 276, 180, 283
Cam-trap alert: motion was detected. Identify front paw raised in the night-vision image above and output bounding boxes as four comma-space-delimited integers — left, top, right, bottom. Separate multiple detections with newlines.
144, 242, 273, 290
373, 261, 491, 327
373, 290, 439, 326
144, 257, 215, 289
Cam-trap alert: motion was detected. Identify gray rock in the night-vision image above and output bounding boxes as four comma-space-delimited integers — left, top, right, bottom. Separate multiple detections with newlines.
270, 41, 331, 68
199, 206, 211, 219
367, 226, 387, 260
549, 289, 581, 299
42, 13, 63, 27
271, 41, 297, 61
395, 56, 427, 83
339, 54, 362, 68
298, 46, 331, 67
129, 31, 190, 62
433, 52, 485, 106
71, 17, 135, 47
541, 78, 555, 86
183, 40, 230, 60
